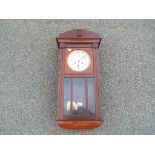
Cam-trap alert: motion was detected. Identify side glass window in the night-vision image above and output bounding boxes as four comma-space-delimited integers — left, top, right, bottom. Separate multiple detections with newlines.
87, 78, 95, 115
64, 78, 71, 115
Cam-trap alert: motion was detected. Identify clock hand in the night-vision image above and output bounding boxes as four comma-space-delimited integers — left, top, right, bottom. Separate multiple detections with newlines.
77, 60, 80, 70
81, 55, 86, 60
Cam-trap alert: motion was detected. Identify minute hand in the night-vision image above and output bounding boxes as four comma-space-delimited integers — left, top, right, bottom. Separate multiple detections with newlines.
80, 55, 86, 60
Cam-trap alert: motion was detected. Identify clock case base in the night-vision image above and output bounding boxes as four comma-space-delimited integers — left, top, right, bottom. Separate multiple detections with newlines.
56, 120, 103, 129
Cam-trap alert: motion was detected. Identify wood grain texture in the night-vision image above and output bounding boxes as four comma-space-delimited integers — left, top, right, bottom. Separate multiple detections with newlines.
57, 120, 103, 129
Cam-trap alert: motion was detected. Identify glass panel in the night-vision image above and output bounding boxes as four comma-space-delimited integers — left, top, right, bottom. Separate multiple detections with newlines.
87, 78, 95, 115
64, 78, 71, 115
72, 78, 86, 115
63, 78, 95, 116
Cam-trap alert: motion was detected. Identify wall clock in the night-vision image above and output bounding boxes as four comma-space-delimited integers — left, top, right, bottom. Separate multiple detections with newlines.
56, 29, 103, 129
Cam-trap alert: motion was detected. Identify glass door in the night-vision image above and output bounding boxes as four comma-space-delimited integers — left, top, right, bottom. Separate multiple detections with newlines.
64, 78, 95, 116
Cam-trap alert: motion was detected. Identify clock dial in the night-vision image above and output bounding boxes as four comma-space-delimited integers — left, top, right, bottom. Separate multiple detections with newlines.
67, 50, 91, 72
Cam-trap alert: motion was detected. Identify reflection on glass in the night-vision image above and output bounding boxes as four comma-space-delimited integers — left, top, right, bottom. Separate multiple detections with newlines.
72, 78, 86, 115
64, 78, 95, 116
64, 78, 71, 115
87, 78, 95, 115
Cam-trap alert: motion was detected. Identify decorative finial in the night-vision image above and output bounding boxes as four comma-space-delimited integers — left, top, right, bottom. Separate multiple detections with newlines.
76, 29, 82, 37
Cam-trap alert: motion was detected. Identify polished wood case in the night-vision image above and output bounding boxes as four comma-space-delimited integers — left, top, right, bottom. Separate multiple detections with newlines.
56, 29, 103, 129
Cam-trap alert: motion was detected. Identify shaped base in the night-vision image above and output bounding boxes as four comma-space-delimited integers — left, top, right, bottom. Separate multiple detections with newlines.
56, 120, 103, 129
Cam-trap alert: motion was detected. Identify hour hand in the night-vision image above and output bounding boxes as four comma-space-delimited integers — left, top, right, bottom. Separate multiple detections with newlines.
81, 55, 86, 60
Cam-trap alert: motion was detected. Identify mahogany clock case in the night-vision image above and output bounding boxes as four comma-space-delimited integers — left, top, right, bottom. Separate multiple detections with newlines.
56, 29, 103, 129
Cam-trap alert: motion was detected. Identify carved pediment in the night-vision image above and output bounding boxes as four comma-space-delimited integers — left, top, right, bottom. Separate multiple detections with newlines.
59, 29, 100, 38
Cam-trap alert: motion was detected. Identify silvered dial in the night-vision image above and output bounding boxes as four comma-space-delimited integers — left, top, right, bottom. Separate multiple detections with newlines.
67, 50, 91, 72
